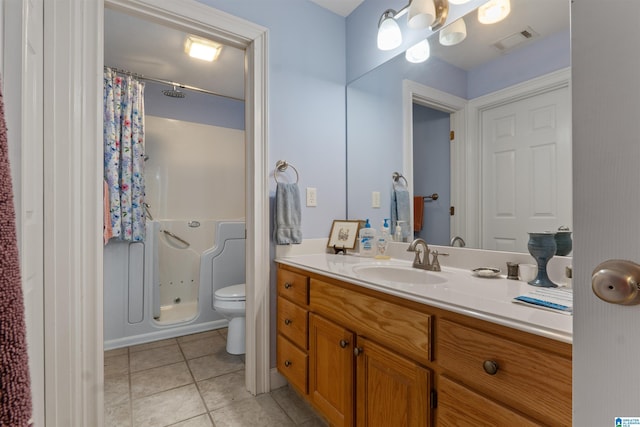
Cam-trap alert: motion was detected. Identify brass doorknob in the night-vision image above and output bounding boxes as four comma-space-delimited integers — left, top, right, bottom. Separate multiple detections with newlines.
592, 259, 640, 305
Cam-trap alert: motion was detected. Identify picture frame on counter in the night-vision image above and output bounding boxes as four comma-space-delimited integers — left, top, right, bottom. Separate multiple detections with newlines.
327, 220, 361, 250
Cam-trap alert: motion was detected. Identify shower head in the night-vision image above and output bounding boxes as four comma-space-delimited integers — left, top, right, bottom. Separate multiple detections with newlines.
162, 85, 185, 98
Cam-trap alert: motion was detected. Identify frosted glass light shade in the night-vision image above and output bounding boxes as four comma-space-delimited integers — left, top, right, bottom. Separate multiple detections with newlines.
405, 39, 430, 63
407, 0, 436, 29
449, 0, 471, 4
439, 18, 467, 46
185, 36, 221, 62
478, 0, 511, 24
377, 14, 402, 50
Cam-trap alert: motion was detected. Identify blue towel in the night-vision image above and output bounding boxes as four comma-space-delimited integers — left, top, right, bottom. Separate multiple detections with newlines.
391, 188, 411, 240
274, 182, 302, 245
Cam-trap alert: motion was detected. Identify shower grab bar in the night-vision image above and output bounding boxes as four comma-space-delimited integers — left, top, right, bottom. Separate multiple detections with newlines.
161, 229, 190, 248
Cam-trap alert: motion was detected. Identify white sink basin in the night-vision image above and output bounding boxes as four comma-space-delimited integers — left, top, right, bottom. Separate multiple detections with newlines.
352, 264, 447, 285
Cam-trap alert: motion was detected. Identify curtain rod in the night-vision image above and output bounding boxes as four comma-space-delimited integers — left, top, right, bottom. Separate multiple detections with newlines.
104, 66, 244, 102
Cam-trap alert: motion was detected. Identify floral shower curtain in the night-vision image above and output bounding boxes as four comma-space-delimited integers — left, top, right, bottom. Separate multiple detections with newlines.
104, 68, 146, 242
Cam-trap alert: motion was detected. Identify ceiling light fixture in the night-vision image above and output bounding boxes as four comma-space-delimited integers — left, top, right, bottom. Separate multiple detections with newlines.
377, 10, 403, 50
405, 39, 431, 63
185, 36, 221, 62
478, 0, 511, 25
439, 17, 467, 46
376, 0, 449, 51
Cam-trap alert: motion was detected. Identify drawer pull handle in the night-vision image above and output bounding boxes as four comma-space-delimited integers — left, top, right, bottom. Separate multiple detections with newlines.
284, 360, 292, 367
284, 319, 292, 325
340, 339, 349, 348
354, 347, 363, 357
284, 282, 292, 289
483, 360, 499, 375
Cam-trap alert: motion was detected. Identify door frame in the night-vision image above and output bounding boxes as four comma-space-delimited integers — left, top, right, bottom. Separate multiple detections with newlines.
466, 67, 571, 248
43, 0, 269, 424
402, 79, 467, 240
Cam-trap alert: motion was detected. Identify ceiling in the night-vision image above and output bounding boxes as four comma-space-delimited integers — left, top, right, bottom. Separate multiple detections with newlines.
104, 0, 570, 100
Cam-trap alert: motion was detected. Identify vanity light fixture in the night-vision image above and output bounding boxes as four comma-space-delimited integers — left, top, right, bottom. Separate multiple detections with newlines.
405, 39, 431, 63
376, 0, 449, 51
478, 0, 511, 25
185, 36, 222, 62
439, 17, 467, 46
377, 10, 403, 50
448, 0, 471, 4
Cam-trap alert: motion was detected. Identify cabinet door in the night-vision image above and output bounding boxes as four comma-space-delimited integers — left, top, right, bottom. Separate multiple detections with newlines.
355, 337, 430, 427
309, 313, 355, 427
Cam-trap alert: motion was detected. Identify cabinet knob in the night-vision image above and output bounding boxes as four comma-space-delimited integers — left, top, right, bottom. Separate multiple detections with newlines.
483, 360, 499, 375
284, 319, 292, 325
284, 360, 292, 367
340, 339, 349, 348
354, 347, 363, 356
284, 282, 292, 289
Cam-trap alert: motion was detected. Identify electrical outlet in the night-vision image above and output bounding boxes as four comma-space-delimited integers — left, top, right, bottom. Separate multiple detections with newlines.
306, 187, 317, 207
372, 191, 381, 208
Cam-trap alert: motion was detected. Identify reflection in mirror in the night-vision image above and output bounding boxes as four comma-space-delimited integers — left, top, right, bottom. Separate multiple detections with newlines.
347, 0, 571, 253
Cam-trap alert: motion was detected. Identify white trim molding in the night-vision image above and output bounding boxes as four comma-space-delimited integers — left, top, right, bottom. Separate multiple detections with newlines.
44, 0, 269, 424
465, 67, 571, 247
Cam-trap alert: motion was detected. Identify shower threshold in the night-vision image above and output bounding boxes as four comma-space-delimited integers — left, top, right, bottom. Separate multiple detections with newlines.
156, 301, 198, 325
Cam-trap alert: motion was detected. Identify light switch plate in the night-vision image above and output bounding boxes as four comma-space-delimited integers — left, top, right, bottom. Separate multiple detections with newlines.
372, 191, 381, 208
306, 187, 317, 207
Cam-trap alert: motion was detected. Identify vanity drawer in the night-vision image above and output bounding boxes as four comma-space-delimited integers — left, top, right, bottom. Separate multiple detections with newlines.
278, 269, 309, 306
437, 376, 540, 427
438, 319, 571, 426
310, 278, 431, 365
277, 334, 308, 394
277, 296, 308, 350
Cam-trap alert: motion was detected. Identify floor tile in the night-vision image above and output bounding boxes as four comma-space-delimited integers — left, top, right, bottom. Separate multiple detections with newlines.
129, 343, 184, 373
209, 394, 295, 427
198, 370, 252, 411
179, 334, 228, 360
104, 373, 130, 408
177, 330, 221, 344
271, 386, 325, 426
167, 414, 213, 427
105, 347, 128, 358
131, 361, 193, 399
104, 400, 131, 427
187, 352, 244, 381
129, 337, 178, 353
132, 384, 206, 427
104, 354, 129, 379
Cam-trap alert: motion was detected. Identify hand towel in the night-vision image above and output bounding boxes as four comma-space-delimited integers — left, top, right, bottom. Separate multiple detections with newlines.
391, 188, 411, 240
0, 78, 33, 426
414, 196, 424, 232
274, 182, 302, 245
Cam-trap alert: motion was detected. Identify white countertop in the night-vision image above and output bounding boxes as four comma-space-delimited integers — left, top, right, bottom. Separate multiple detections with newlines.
276, 253, 572, 344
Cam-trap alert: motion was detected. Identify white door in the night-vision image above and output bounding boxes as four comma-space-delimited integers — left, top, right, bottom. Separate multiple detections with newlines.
3, 0, 45, 424
481, 86, 571, 252
573, 0, 640, 424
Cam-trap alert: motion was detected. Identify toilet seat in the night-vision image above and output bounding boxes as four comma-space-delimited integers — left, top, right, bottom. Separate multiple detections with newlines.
215, 283, 246, 301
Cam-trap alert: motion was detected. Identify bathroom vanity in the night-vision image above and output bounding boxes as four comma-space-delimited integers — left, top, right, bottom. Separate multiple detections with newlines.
275, 254, 572, 427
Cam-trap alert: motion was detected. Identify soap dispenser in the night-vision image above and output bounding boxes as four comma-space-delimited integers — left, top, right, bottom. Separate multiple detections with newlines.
359, 219, 376, 257
376, 219, 391, 258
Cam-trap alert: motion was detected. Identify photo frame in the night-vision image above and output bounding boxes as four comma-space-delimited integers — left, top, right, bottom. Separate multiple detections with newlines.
327, 220, 361, 250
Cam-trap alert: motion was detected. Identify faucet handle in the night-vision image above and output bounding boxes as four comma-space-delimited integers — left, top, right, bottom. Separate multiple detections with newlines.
430, 250, 449, 271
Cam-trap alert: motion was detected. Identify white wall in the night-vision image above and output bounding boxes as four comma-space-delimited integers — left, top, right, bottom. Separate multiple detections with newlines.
145, 115, 245, 220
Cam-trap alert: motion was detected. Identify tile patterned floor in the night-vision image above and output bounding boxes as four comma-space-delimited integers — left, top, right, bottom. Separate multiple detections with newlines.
104, 329, 327, 427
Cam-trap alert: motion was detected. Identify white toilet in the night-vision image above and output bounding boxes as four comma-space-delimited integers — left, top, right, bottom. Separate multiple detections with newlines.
214, 283, 246, 355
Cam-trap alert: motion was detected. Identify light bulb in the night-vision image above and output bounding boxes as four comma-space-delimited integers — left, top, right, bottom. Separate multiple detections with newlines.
406, 39, 430, 63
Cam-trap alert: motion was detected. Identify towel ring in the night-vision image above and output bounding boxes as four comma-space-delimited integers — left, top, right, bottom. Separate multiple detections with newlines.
392, 172, 408, 187
275, 160, 299, 184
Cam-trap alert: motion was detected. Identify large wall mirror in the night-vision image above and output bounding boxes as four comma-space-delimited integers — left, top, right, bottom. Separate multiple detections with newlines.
346, 0, 571, 253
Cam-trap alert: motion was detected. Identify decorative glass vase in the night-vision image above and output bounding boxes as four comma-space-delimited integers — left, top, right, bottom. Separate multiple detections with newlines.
527, 232, 558, 288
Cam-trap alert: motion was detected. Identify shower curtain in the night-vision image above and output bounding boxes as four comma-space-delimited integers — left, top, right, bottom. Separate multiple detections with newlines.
104, 68, 146, 242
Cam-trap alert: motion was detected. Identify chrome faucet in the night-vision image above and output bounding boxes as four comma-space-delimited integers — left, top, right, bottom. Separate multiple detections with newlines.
450, 236, 466, 247
407, 238, 432, 270
407, 238, 448, 271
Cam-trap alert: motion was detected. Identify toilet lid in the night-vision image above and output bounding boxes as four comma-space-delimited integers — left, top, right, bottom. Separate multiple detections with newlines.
215, 283, 246, 301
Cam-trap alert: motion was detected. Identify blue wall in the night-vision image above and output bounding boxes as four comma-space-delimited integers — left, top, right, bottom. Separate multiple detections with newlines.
197, 0, 347, 239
